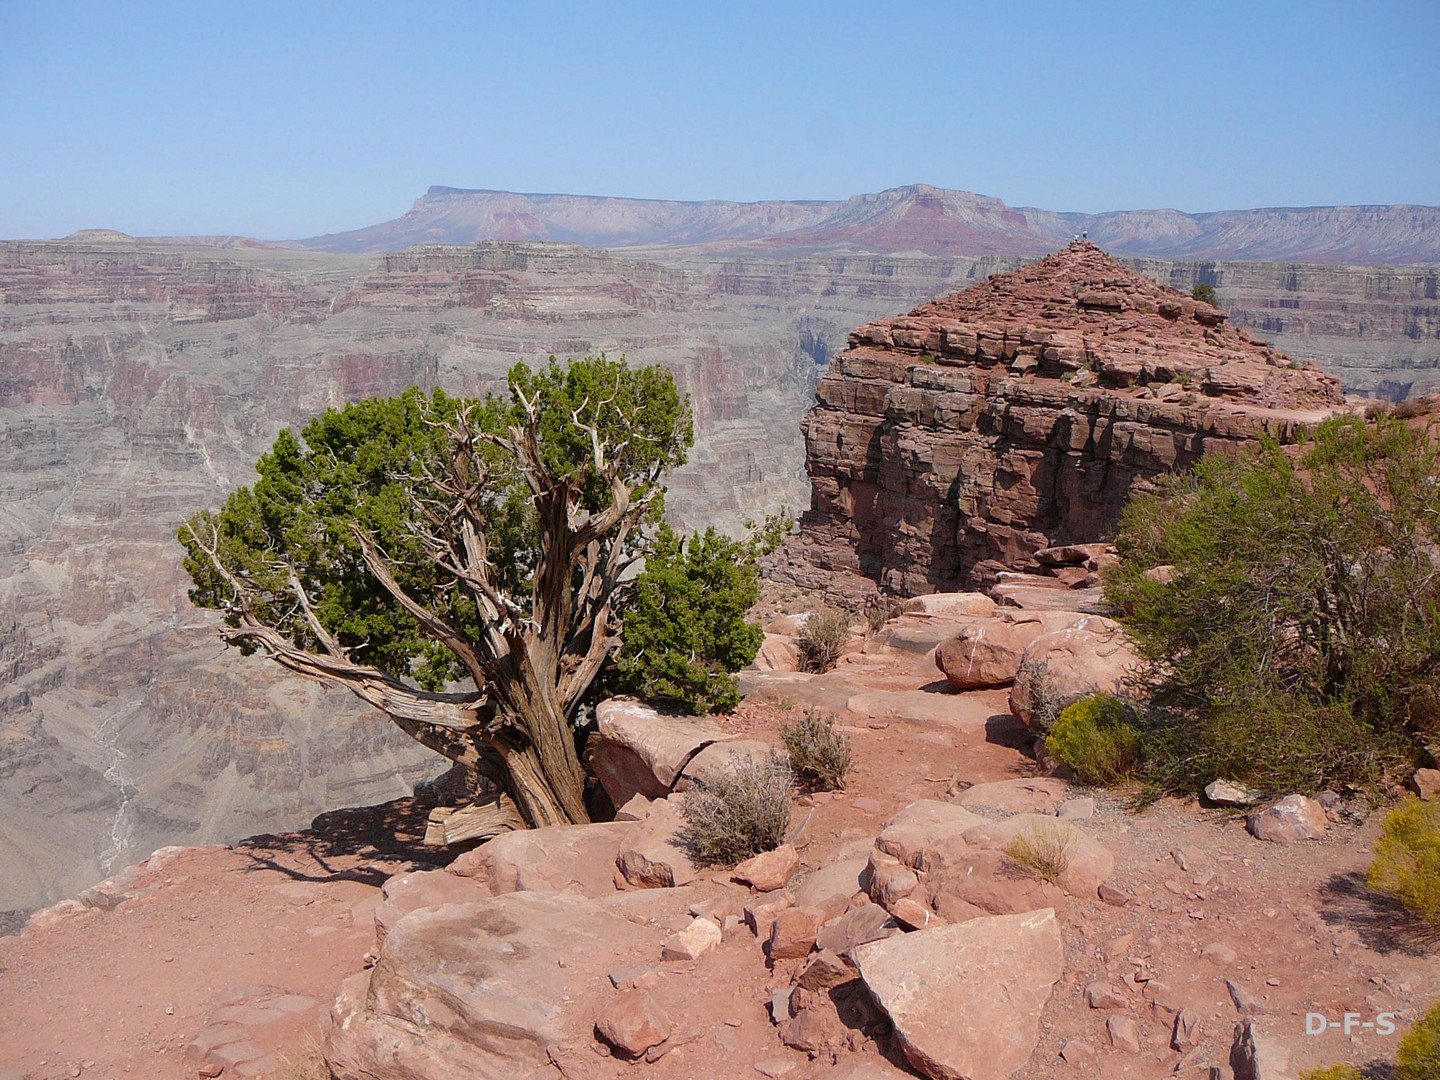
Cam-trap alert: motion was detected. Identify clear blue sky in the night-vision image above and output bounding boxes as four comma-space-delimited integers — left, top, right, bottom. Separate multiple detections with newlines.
2, 1, 1437, 240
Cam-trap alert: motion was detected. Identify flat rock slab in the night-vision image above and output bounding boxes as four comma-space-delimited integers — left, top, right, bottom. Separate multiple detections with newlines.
877, 801, 990, 867
677, 739, 777, 789
959, 813, 1115, 899
616, 802, 699, 888
327, 892, 659, 1080
843, 690, 997, 734
956, 777, 1070, 815
852, 909, 1064, 1080
903, 593, 998, 618
590, 697, 729, 805
375, 869, 490, 942
450, 820, 637, 897
993, 583, 1110, 613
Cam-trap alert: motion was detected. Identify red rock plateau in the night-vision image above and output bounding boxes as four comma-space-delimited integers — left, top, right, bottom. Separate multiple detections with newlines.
779, 242, 1349, 595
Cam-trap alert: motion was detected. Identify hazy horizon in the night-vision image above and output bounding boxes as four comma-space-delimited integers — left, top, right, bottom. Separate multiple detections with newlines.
2, 1, 1437, 241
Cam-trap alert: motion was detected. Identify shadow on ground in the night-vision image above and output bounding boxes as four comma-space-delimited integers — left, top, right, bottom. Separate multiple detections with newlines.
237, 791, 459, 885
1318, 871, 1440, 957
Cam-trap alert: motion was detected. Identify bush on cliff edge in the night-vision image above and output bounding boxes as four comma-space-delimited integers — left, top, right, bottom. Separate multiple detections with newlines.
1106, 413, 1440, 798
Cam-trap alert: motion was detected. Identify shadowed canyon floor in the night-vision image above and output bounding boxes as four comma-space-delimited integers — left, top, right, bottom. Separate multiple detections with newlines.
3, 595, 1435, 1080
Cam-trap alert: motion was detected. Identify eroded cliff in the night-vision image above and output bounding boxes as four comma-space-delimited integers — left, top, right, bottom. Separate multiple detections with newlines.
779, 242, 1348, 595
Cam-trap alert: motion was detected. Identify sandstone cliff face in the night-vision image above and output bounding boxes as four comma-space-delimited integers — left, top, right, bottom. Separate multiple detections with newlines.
783, 243, 1347, 595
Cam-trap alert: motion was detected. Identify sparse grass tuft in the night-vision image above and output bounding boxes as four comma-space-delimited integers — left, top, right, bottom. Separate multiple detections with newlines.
863, 594, 906, 635
1005, 823, 1072, 885
797, 607, 852, 673
1367, 798, 1440, 929
680, 752, 794, 867
782, 709, 853, 790
273, 1037, 330, 1080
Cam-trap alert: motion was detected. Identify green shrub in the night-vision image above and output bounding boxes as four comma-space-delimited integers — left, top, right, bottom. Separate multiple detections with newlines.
1106, 414, 1440, 797
1191, 283, 1218, 306
616, 519, 782, 714
1367, 798, 1440, 928
1047, 695, 1143, 785
797, 607, 853, 673
680, 752, 794, 866
1300, 1066, 1364, 1080
1006, 823, 1072, 885
781, 709, 852, 790
1398, 999, 1440, 1080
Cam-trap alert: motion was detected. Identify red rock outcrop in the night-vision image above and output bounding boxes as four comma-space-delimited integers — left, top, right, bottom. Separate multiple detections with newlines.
782, 242, 1348, 595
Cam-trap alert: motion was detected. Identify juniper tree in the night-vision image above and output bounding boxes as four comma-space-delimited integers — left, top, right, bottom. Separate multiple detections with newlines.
179, 356, 742, 829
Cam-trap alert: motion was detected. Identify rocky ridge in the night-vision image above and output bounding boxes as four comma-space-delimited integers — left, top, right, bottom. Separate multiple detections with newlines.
779, 242, 1348, 595
301, 184, 1440, 265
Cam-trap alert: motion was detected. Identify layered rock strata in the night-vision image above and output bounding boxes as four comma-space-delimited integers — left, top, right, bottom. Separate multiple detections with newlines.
784, 242, 1348, 595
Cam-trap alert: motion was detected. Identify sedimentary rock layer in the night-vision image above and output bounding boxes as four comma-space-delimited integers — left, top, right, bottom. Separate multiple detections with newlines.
783, 242, 1347, 594
0, 232, 1428, 911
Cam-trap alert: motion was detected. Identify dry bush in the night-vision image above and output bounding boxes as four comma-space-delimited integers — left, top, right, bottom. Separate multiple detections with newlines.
863, 594, 906, 635
781, 709, 852, 790
273, 1037, 330, 1080
1300, 1067, 1364, 1080
1005, 824, 1072, 885
1367, 798, 1440, 929
1394, 393, 1438, 421
680, 752, 794, 867
797, 607, 853, 673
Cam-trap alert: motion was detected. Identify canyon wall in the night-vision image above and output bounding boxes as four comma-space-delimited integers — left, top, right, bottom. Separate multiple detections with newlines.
302, 184, 1440, 265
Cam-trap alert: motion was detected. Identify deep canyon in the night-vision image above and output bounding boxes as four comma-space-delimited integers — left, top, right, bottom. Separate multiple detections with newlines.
1, 188, 1438, 913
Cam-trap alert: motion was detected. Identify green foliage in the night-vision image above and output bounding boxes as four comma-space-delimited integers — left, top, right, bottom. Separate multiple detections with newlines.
1106, 414, 1440, 797
1367, 798, 1440, 928
1300, 1066, 1365, 1080
614, 519, 782, 714
781, 709, 852, 790
1191, 283, 1218, 306
1047, 695, 1143, 786
680, 753, 795, 867
797, 607, 852, 673
180, 356, 692, 694
1397, 999, 1440, 1080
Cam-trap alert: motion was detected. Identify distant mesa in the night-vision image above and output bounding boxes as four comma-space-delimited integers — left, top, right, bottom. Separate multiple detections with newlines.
297, 183, 1440, 265
64, 229, 136, 242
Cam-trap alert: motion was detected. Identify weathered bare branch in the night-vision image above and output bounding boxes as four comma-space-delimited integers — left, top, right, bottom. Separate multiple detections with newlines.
286, 565, 345, 657
351, 527, 490, 688
222, 623, 488, 730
